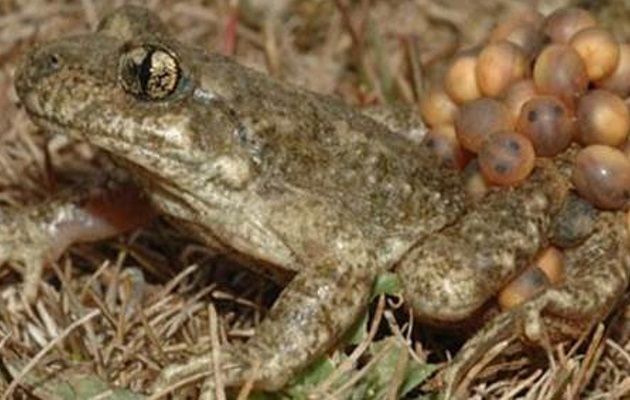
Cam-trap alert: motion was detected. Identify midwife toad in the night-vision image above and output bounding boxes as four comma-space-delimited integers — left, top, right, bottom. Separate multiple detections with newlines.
10, 5, 630, 397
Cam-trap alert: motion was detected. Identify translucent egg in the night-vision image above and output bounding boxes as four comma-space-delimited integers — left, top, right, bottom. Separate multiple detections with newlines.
498, 265, 549, 310
516, 95, 575, 156
502, 79, 538, 121
533, 44, 588, 109
445, 51, 481, 104
577, 89, 630, 147
489, 10, 545, 61
572, 144, 630, 210
478, 131, 535, 185
544, 7, 597, 44
463, 159, 490, 201
419, 87, 458, 127
569, 27, 620, 81
455, 98, 513, 153
476, 41, 528, 97
535, 246, 564, 285
422, 125, 468, 170
596, 43, 630, 97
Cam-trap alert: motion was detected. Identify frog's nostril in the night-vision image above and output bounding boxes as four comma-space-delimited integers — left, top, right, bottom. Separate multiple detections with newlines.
48, 53, 60, 69
41, 52, 63, 74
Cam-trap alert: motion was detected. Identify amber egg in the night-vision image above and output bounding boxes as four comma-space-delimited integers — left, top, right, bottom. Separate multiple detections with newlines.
498, 265, 549, 310
544, 7, 597, 44
572, 145, 630, 210
455, 98, 513, 153
419, 88, 458, 127
463, 159, 489, 201
533, 44, 588, 109
489, 10, 545, 60
476, 41, 528, 97
577, 90, 630, 147
569, 27, 620, 81
535, 247, 564, 285
490, 9, 544, 40
516, 95, 575, 156
422, 125, 468, 170
478, 131, 535, 185
502, 79, 538, 120
596, 43, 630, 97
444, 51, 481, 104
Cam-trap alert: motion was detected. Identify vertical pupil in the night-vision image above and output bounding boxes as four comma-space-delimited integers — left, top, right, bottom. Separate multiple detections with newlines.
138, 49, 154, 93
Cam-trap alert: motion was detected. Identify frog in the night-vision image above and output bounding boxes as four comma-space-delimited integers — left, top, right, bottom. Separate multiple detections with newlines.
10, 5, 630, 398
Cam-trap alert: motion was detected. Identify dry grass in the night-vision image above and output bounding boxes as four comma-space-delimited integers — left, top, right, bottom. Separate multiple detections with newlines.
0, 0, 630, 399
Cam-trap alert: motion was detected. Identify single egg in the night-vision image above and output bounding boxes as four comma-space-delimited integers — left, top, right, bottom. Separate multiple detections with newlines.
569, 27, 620, 81
596, 43, 630, 97
463, 159, 490, 201
490, 9, 544, 41
516, 95, 575, 156
502, 79, 538, 120
572, 145, 630, 210
533, 44, 588, 109
498, 265, 549, 310
476, 41, 529, 97
478, 131, 535, 185
419, 87, 458, 127
544, 7, 597, 44
489, 11, 545, 61
422, 124, 469, 170
445, 50, 481, 104
577, 89, 630, 147
455, 98, 514, 153
534, 246, 564, 285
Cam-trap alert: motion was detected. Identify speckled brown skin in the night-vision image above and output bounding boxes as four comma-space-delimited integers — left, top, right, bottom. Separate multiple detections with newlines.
11, 6, 630, 397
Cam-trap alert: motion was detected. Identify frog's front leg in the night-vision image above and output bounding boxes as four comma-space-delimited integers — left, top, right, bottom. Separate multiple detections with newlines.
444, 209, 629, 397
0, 181, 154, 300
157, 261, 375, 394
155, 204, 377, 394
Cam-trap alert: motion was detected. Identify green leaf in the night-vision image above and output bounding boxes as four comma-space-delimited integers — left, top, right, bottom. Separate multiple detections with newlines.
346, 336, 436, 399
372, 273, 401, 300
290, 355, 336, 387
399, 362, 438, 397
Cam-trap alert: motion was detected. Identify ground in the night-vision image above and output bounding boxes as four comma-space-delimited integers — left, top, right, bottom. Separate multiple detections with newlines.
1, 0, 630, 399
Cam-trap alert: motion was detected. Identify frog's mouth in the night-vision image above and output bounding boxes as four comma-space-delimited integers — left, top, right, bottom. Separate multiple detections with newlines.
22, 100, 195, 185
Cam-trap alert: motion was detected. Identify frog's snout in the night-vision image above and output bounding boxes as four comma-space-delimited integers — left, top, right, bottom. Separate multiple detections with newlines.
15, 45, 66, 116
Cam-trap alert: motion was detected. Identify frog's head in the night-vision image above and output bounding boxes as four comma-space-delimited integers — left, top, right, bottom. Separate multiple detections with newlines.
15, 6, 257, 195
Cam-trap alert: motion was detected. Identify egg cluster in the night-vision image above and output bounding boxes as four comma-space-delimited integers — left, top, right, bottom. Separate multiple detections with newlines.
420, 7, 630, 211
419, 7, 630, 310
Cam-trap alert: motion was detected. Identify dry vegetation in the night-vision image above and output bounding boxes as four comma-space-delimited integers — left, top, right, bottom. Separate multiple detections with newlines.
0, 0, 630, 399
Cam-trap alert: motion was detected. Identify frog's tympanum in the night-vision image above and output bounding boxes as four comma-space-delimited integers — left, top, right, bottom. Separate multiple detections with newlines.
11, 5, 630, 398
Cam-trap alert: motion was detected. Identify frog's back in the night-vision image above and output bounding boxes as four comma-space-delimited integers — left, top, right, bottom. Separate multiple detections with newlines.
194, 50, 467, 256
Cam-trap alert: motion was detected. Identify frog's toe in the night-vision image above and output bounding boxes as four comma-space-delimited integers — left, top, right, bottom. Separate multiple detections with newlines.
153, 354, 214, 395
0, 217, 51, 302
152, 346, 262, 399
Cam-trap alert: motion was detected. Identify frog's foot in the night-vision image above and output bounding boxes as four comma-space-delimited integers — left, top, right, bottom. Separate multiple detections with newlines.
444, 211, 630, 398
153, 259, 376, 396
0, 210, 53, 301
0, 183, 154, 301
154, 345, 263, 400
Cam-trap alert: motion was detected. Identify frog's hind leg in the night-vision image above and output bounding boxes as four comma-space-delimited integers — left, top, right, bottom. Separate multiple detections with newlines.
444, 210, 630, 398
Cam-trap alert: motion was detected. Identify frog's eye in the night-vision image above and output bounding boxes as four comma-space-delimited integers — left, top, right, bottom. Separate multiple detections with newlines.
119, 44, 180, 101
